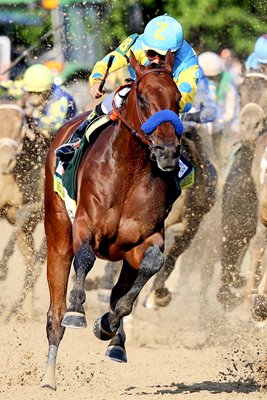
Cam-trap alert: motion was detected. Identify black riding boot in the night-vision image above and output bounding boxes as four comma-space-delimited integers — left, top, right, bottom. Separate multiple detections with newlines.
55, 104, 104, 163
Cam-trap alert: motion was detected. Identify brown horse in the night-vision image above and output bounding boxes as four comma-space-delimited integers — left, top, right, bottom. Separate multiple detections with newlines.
0, 99, 50, 321
42, 52, 183, 389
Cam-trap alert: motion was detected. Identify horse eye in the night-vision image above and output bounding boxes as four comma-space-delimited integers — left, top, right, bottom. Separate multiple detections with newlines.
254, 122, 259, 129
137, 93, 148, 107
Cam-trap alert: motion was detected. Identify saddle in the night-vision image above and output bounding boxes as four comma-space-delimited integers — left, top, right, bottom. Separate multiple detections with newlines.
55, 113, 112, 164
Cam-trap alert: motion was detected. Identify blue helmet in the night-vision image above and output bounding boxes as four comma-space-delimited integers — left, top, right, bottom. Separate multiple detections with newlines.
142, 14, 184, 55
254, 35, 267, 64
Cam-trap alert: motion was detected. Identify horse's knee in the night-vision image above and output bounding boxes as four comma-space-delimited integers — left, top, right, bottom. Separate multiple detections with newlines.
142, 245, 164, 275
73, 242, 96, 276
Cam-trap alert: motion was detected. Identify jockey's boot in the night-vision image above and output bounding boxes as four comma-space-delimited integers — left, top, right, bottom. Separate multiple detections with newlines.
55, 104, 104, 163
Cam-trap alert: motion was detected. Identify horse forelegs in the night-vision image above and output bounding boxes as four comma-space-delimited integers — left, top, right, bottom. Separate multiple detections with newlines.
0, 227, 17, 280
42, 244, 73, 390
94, 245, 164, 344
62, 242, 96, 328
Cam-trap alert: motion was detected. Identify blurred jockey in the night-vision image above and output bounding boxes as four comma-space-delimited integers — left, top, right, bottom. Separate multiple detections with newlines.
198, 51, 240, 133
241, 35, 267, 127
56, 14, 199, 160
183, 65, 217, 126
21, 64, 77, 138
1, 64, 77, 138
245, 34, 267, 73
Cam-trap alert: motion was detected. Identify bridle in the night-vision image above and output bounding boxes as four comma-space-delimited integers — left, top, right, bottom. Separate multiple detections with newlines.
111, 67, 175, 148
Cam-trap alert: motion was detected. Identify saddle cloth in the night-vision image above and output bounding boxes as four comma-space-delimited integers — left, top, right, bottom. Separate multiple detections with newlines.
54, 115, 111, 222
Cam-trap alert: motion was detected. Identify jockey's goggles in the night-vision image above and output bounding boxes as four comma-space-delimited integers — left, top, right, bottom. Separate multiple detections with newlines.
145, 50, 176, 61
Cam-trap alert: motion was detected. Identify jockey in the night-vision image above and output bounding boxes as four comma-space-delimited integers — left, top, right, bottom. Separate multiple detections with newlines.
198, 51, 240, 133
240, 34, 267, 128
245, 34, 267, 73
183, 65, 217, 126
56, 14, 199, 160
19, 64, 77, 138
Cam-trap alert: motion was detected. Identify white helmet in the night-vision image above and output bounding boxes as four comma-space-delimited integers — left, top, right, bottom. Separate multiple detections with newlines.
198, 51, 224, 77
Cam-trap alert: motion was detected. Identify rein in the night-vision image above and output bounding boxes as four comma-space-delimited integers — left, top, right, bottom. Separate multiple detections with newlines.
111, 68, 173, 148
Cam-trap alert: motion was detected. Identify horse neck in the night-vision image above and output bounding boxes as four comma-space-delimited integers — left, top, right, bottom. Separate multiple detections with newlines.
113, 100, 150, 171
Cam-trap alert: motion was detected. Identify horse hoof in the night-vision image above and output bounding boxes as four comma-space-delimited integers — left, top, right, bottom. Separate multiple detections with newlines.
105, 345, 127, 363
0, 266, 8, 281
154, 288, 172, 307
216, 288, 240, 310
41, 382, 57, 391
93, 312, 118, 341
251, 295, 267, 322
231, 274, 246, 289
61, 311, 87, 328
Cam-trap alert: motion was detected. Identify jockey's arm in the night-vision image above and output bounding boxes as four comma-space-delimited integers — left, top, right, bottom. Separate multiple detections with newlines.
89, 51, 129, 88
89, 34, 144, 98
174, 64, 199, 114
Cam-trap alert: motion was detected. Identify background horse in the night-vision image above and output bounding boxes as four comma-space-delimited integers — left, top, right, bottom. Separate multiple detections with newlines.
0, 99, 50, 320
238, 132, 267, 322
217, 101, 266, 310
42, 51, 184, 390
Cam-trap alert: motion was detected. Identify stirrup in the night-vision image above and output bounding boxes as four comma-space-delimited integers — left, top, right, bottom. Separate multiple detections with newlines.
55, 143, 77, 163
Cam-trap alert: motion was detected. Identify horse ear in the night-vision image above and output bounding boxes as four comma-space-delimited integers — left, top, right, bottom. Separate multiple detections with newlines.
164, 50, 174, 72
129, 50, 144, 76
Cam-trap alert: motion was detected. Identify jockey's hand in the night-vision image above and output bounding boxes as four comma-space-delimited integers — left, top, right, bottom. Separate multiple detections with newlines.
89, 82, 105, 99
24, 104, 34, 118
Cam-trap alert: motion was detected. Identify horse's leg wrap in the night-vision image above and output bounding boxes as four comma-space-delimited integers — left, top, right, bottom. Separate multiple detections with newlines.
106, 245, 163, 333
62, 242, 96, 328
41, 344, 58, 390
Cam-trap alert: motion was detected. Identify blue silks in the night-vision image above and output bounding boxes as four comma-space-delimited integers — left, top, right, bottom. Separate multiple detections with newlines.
141, 110, 184, 137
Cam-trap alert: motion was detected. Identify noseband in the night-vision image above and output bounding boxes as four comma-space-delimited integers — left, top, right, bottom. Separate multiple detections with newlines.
111, 68, 177, 148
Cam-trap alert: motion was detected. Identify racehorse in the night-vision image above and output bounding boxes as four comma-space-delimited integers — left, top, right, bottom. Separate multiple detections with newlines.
42, 51, 184, 390
217, 101, 266, 309
238, 132, 267, 322
0, 99, 49, 320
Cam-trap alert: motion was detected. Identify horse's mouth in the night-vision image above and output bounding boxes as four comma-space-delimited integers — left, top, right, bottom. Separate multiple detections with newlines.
155, 156, 179, 172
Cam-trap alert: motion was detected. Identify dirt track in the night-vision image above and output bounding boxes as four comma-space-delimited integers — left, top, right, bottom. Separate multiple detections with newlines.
0, 217, 267, 400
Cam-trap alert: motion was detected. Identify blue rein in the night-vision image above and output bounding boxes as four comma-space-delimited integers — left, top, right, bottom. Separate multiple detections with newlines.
141, 110, 184, 137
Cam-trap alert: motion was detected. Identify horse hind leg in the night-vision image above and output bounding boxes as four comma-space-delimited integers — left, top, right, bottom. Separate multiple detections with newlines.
97, 261, 121, 304
93, 244, 164, 362
61, 241, 96, 328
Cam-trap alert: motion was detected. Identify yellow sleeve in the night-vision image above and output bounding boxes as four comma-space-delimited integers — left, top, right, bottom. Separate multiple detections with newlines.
89, 50, 129, 87
173, 65, 199, 113
89, 34, 142, 87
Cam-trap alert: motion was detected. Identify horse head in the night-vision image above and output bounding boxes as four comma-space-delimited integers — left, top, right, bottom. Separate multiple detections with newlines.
117, 51, 183, 172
